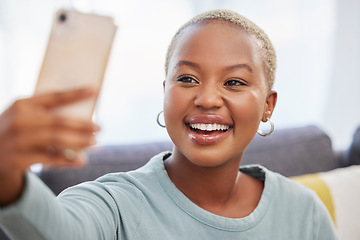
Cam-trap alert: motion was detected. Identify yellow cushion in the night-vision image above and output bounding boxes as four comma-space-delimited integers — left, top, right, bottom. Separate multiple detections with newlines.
291, 173, 336, 224
291, 166, 360, 240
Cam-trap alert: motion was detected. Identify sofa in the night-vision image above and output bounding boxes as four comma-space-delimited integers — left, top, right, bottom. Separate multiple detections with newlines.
1, 125, 359, 240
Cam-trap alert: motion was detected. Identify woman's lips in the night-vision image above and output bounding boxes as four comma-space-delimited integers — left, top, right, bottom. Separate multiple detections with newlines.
186, 115, 233, 126
185, 115, 233, 145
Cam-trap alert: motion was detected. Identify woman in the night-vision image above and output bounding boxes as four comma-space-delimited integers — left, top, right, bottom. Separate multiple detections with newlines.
0, 9, 337, 239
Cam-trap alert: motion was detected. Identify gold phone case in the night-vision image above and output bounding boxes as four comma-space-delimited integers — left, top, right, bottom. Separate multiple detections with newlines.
35, 9, 117, 120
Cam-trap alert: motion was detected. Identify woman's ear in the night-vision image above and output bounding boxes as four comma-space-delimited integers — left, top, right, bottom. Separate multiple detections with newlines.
163, 80, 166, 92
261, 90, 277, 122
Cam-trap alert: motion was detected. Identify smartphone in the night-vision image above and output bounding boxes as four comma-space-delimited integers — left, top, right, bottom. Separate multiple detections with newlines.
34, 9, 117, 120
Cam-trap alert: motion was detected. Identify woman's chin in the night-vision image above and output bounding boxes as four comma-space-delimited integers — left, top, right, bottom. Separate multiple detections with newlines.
174, 144, 243, 169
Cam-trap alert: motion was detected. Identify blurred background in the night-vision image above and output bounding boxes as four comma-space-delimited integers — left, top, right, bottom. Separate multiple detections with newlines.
0, 0, 359, 150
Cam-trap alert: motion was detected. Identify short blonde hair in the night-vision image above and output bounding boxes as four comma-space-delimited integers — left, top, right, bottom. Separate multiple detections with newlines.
165, 9, 277, 90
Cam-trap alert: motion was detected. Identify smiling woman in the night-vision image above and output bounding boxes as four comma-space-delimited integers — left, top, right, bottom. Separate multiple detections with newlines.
164, 16, 276, 169
0, 8, 338, 240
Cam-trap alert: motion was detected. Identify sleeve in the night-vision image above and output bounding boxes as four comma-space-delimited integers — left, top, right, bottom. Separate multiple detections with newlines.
0, 172, 121, 240
312, 193, 339, 240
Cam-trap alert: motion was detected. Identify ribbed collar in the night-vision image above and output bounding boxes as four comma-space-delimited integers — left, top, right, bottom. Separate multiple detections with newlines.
150, 152, 275, 232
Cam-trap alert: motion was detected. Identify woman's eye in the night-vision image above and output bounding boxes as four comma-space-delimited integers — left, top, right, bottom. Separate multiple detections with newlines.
224, 79, 246, 87
177, 76, 198, 84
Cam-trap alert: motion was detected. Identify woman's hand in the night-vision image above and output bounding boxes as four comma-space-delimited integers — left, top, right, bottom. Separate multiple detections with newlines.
0, 88, 100, 205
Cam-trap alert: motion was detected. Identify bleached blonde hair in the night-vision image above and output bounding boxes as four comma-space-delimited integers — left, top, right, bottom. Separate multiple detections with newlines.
165, 9, 277, 90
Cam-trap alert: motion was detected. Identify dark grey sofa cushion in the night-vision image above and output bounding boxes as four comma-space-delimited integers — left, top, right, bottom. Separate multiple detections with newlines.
37, 125, 340, 195
37, 141, 173, 195
345, 126, 360, 166
242, 125, 339, 177
0, 230, 9, 240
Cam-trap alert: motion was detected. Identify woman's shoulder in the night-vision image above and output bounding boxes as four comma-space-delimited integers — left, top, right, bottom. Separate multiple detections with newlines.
241, 164, 318, 202
241, 165, 337, 239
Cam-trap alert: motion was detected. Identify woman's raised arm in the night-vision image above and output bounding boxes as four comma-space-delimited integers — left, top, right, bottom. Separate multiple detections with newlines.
0, 88, 100, 206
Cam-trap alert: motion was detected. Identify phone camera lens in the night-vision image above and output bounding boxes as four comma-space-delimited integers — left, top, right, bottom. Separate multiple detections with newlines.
59, 13, 67, 22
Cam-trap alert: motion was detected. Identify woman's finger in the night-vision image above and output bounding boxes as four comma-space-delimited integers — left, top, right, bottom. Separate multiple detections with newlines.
0, 150, 87, 177
7, 103, 100, 134
31, 87, 95, 109
18, 113, 100, 133
13, 151, 87, 170
10, 128, 97, 152
43, 115, 101, 132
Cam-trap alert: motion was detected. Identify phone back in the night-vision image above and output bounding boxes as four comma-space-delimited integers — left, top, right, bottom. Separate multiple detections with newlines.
35, 9, 117, 120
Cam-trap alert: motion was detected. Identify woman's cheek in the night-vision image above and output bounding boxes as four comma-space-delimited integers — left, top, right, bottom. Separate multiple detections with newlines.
164, 85, 184, 124
231, 92, 264, 130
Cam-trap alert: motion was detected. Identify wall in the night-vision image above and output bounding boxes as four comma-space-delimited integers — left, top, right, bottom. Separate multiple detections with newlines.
0, 0, 358, 150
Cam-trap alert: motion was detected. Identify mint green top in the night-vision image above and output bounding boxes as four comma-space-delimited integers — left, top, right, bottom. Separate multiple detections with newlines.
0, 152, 337, 239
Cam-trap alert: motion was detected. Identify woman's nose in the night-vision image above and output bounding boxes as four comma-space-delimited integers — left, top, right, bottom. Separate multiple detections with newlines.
194, 84, 224, 110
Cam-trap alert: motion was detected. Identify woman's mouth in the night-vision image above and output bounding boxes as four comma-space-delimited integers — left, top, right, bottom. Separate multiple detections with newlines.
189, 123, 230, 135
185, 116, 233, 145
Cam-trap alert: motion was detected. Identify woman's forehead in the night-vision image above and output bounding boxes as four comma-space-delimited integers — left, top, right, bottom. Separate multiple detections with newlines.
170, 21, 264, 71
176, 21, 256, 47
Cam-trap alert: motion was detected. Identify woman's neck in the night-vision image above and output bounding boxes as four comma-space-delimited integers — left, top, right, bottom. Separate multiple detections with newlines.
164, 149, 264, 218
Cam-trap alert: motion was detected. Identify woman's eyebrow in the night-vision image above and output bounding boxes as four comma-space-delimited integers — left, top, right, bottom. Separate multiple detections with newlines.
175, 60, 200, 69
175, 61, 253, 73
226, 64, 253, 73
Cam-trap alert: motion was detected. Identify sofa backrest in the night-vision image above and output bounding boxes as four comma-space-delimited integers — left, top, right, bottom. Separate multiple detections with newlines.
37, 141, 173, 195
243, 125, 340, 176
36, 125, 341, 195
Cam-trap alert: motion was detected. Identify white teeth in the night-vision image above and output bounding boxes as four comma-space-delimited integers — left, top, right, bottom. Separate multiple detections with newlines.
189, 123, 230, 131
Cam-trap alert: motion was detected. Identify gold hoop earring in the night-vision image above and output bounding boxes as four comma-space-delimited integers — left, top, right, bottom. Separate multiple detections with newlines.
257, 118, 274, 137
157, 111, 166, 128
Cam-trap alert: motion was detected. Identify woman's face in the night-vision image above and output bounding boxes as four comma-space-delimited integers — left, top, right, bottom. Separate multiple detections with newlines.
164, 21, 276, 167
